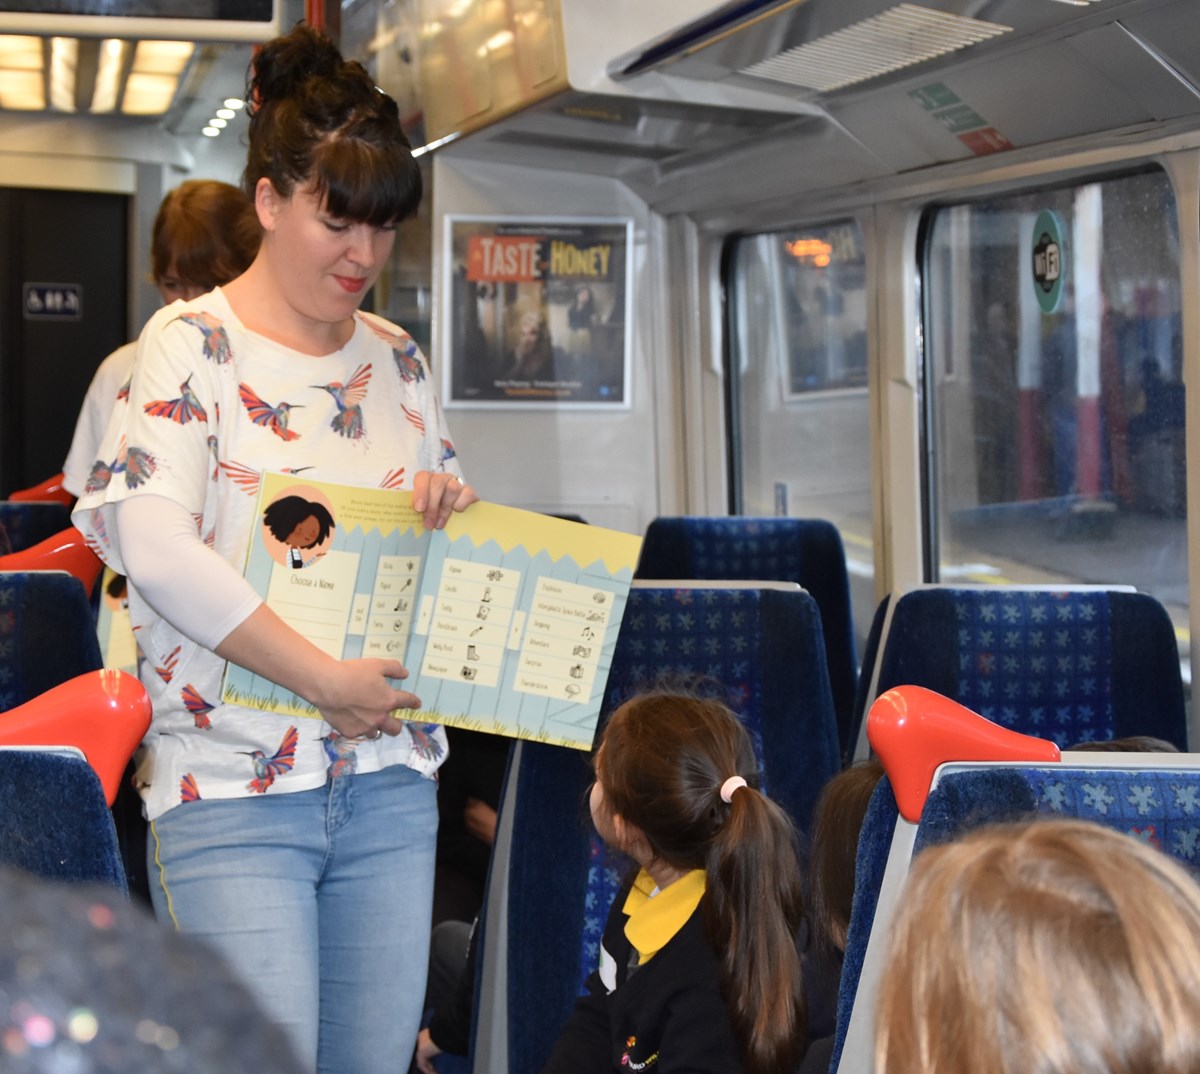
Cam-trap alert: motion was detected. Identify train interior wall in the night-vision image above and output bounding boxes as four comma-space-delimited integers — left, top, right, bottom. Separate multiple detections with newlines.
430, 155, 689, 536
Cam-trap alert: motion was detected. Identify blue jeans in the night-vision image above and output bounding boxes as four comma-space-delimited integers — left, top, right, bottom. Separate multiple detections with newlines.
148, 765, 437, 1073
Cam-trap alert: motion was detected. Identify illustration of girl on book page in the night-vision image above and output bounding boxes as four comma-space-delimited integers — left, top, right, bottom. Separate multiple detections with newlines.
262, 493, 336, 570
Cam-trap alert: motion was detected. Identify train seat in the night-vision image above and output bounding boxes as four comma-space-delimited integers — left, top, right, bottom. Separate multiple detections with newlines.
7, 471, 75, 507
830, 685, 1200, 1074
0, 527, 105, 596
471, 582, 841, 1074
0, 669, 152, 889
634, 516, 858, 759
848, 584, 1186, 760
0, 501, 73, 554
0, 570, 103, 710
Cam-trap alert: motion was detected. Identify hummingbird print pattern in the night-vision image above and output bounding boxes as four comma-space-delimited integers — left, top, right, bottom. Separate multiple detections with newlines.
181, 684, 215, 729
400, 403, 425, 434
84, 440, 158, 494
144, 374, 208, 424
219, 462, 316, 496
245, 726, 299, 793
322, 732, 359, 779
156, 645, 181, 684
362, 316, 427, 384
70, 292, 457, 821
406, 724, 446, 763
312, 363, 371, 439
173, 311, 233, 364
239, 383, 302, 441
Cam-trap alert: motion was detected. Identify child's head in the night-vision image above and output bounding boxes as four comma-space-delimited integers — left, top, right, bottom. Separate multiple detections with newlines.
875, 818, 1200, 1074
151, 180, 261, 302
808, 758, 885, 959
1069, 734, 1181, 752
593, 689, 808, 1074
592, 691, 758, 873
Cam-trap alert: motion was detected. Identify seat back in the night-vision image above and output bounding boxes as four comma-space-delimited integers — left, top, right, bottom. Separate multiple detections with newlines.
635, 517, 859, 758
0, 571, 103, 711
0, 749, 127, 888
0, 670, 151, 891
849, 585, 1186, 758
832, 687, 1199, 1074
0, 527, 104, 596
0, 669, 152, 807
0, 502, 72, 552
472, 583, 841, 1074
7, 472, 75, 507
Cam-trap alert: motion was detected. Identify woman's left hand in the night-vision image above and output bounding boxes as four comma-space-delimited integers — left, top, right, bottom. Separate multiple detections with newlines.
412, 470, 478, 530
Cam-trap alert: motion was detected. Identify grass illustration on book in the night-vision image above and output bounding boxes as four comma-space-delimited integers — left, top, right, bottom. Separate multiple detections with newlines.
445, 712, 487, 733
222, 680, 320, 719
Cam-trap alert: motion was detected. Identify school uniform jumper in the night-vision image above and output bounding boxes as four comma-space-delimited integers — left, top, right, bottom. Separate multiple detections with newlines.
542, 868, 743, 1074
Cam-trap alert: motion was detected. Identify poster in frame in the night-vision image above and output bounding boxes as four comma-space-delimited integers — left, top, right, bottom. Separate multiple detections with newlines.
442, 215, 633, 409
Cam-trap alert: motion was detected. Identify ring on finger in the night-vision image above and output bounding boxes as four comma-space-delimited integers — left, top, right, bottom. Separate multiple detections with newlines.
367, 729, 382, 740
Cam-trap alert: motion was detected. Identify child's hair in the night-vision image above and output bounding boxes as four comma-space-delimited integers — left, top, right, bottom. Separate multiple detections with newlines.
243, 23, 422, 227
150, 180, 261, 291
1069, 734, 1181, 752
807, 758, 885, 961
875, 818, 1200, 1074
263, 496, 335, 548
596, 691, 807, 1074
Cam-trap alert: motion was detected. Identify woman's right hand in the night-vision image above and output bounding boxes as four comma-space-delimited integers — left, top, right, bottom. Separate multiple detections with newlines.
308, 656, 422, 740
215, 605, 425, 738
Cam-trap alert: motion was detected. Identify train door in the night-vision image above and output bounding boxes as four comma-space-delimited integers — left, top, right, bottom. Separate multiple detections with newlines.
0, 187, 128, 493
724, 219, 876, 646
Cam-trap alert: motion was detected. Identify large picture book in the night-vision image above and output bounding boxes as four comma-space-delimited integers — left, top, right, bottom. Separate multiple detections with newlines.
221, 472, 642, 750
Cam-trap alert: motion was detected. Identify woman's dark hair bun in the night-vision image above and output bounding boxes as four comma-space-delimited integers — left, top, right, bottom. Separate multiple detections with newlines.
247, 23, 343, 116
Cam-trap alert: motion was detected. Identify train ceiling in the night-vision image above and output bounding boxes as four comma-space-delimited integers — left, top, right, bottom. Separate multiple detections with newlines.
432, 0, 1200, 214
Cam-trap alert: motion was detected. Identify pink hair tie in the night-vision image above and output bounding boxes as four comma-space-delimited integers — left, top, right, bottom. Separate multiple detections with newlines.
720, 776, 748, 804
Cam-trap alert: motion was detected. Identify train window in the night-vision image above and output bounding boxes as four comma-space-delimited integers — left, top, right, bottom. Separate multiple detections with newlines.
725, 220, 875, 641
924, 169, 1188, 681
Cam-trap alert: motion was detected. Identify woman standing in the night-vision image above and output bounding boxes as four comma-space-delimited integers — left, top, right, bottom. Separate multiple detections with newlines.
72, 25, 476, 1073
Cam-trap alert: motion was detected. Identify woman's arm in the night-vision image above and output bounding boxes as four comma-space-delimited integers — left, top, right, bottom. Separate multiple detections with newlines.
117, 494, 419, 738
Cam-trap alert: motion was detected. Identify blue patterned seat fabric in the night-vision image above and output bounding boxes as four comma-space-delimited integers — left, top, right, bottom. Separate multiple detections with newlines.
0, 751, 126, 888
863, 588, 1186, 750
0, 502, 72, 554
0, 571, 101, 711
635, 517, 859, 758
1021, 766, 1200, 873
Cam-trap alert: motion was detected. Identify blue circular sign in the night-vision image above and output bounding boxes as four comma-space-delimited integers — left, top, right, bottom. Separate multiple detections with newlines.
1031, 210, 1065, 313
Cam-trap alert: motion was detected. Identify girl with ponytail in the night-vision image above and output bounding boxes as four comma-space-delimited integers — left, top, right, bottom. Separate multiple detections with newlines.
542, 691, 808, 1074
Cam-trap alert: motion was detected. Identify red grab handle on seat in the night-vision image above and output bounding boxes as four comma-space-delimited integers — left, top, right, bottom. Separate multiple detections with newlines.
0, 527, 103, 595
0, 670, 151, 806
8, 473, 74, 507
867, 685, 1061, 823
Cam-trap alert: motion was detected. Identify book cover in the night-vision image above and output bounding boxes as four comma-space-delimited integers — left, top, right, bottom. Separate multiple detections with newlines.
221, 472, 642, 750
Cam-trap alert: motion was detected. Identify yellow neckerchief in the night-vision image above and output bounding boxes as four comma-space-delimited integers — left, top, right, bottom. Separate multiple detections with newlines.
622, 867, 706, 965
